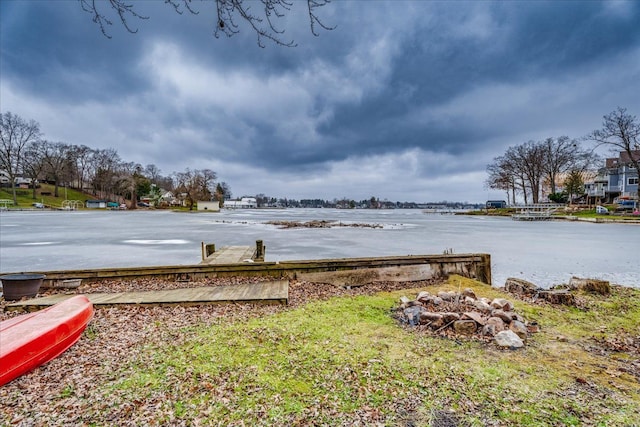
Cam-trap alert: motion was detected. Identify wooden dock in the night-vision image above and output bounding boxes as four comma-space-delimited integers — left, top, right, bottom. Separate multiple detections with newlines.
200, 240, 265, 264
511, 204, 563, 221
201, 246, 257, 264
6, 281, 289, 312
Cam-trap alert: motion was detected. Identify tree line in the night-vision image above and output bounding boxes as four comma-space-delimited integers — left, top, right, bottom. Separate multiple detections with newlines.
0, 111, 231, 209
486, 107, 640, 205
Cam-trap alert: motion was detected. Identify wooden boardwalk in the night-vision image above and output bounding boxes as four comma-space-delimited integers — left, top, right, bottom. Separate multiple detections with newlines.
6, 281, 289, 312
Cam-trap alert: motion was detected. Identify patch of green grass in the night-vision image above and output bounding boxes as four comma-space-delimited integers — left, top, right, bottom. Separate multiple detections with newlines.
0, 184, 92, 209
108, 278, 640, 425
565, 208, 639, 220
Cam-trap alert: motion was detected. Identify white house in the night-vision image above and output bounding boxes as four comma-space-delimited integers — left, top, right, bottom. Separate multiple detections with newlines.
197, 201, 220, 212
225, 197, 258, 209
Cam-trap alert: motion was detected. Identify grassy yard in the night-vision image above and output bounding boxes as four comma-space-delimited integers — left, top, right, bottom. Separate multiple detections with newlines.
564, 208, 639, 220
47, 277, 637, 426
0, 184, 92, 209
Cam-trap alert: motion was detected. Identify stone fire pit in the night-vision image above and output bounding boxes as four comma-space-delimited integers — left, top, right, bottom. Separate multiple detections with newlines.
395, 288, 537, 349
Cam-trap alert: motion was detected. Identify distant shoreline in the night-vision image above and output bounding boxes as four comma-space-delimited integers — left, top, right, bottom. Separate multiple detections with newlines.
458, 210, 640, 224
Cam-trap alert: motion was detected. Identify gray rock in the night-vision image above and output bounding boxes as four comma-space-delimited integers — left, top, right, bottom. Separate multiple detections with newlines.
473, 300, 493, 313
462, 311, 486, 326
490, 298, 514, 311
482, 324, 497, 337
403, 306, 423, 326
486, 316, 506, 332
416, 291, 431, 303
432, 296, 444, 306
504, 277, 538, 296
400, 296, 412, 306
509, 320, 528, 340
437, 291, 457, 301
462, 288, 477, 299
491, 309, 513, 323
494, 330, 525, 348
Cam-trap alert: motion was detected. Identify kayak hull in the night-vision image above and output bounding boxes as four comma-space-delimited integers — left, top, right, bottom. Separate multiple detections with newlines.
0, 295, 94, 386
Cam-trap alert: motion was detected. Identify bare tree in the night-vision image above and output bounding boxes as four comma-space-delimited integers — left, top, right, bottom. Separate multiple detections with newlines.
173, 168, 217, 210
486, 156, 517, 205
36, 141, 75, 198
89, 148, 122, 199
144, 164, 174, 192
80, 0, 334, 47
69, 144, 95, 192
541, 136, 577, 196
516, 141, 547, 203
541, 136, 600, 198
0, 112, 42, 204
22, 143, 47, 200
111, 162, 142, 209
588, 107, 640, 184
144, 164, 162, 183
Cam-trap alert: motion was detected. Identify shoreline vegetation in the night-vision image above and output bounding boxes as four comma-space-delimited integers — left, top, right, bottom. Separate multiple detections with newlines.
460, 207, 640, 223
1, 275, 638, 425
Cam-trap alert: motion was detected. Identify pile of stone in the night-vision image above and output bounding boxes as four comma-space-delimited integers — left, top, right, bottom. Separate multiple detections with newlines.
396, 288, 536, 349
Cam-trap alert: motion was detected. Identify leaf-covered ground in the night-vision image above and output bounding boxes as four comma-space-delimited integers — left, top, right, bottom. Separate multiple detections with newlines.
1, 276, 639, 426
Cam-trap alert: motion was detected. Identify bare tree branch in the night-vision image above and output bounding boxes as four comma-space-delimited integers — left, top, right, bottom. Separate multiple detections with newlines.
587, 107, 640, 177
79, 0, 149, 39
79, 0, 333, 46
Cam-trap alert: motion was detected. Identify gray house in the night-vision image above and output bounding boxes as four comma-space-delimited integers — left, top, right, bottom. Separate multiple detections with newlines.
585, 150, 639, 204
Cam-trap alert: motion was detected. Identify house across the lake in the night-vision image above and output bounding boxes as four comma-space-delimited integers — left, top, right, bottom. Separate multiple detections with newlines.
486, 200, 507, 209
85, 200, 108, 209
585, 150, 639, 204
225, 197, 258, 209
197, 201, 220, 212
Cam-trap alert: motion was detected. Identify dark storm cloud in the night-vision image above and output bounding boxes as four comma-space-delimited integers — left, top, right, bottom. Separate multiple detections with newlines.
1, 0, 639, 201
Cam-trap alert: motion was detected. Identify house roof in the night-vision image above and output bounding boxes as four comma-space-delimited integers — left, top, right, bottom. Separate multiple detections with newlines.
620, 150, 640, 164
605, 150, 640, 168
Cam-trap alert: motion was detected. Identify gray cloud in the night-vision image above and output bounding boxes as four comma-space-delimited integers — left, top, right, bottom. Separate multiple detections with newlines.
1, 0, 639, 202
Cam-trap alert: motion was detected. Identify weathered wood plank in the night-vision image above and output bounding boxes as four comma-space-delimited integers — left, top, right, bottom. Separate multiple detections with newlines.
6, 281, 289, 311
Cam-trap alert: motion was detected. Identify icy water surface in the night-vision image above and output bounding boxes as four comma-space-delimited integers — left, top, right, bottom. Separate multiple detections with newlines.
0, 209, 637, 288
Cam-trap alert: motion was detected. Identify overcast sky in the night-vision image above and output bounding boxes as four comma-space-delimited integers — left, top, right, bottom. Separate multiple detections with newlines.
2, 1, 639, 203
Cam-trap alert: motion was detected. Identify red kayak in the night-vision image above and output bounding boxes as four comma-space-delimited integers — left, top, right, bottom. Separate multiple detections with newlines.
0, 295, 94, 386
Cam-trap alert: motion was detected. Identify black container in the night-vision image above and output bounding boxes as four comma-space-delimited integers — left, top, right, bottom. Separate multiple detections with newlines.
0, 274, 46, 301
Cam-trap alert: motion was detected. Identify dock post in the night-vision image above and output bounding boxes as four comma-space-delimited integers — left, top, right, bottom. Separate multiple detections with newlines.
255, 240, 265, 261
204, 243, 216, 258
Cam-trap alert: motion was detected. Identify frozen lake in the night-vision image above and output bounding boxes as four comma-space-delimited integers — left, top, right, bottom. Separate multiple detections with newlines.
0, 209, 638, 288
